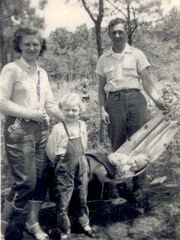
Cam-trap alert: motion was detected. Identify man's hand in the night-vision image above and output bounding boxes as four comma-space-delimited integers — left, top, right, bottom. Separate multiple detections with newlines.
154, 98, 170, 113
100, 108, 110, 124
140, 68, 171, 114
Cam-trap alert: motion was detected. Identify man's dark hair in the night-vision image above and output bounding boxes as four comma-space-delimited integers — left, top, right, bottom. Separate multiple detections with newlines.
12, 25, 47, 56
108, 18, 126, 33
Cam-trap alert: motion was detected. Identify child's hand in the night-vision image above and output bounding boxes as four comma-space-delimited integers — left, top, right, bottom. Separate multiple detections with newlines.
43, 113, 50, 127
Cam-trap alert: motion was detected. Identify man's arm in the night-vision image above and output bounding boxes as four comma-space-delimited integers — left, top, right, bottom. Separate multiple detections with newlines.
139, 68, 169, 111
98, 75, 110, 124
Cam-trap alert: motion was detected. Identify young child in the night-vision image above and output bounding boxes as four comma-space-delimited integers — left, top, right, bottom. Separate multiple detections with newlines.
46, 93, 95, 240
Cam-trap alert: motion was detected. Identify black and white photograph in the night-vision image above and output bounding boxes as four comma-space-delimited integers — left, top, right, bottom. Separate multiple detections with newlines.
0, 0, 180, 239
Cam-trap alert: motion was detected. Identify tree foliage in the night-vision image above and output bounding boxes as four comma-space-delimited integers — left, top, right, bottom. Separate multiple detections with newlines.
79, 0, 104, 57
65, 0, 104, 57
1, 0, 180, 89
106, 0, 163, 45
131, 7, 180, 85
153, 8, 180, 45
41, 26, 98, 83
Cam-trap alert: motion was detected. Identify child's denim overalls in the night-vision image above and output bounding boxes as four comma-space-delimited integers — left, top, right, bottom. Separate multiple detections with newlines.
55, 121, 89, 234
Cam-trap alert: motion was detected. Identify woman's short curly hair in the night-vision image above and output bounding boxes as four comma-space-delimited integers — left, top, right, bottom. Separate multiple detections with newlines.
12, 25, 47, 56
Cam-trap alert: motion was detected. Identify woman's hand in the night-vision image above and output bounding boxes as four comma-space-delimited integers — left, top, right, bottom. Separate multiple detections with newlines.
43, 113, 50, 126
30, 109, 48, 123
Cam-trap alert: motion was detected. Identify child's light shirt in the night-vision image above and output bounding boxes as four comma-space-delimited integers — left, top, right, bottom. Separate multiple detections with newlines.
46, 120, 87, 163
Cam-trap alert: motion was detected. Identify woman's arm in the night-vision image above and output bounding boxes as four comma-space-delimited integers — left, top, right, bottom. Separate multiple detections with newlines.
0, 66, 46, 121
44, 76, 64, 122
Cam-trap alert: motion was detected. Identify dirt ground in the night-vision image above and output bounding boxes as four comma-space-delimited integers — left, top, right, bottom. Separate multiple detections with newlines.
1, 132, 180, 240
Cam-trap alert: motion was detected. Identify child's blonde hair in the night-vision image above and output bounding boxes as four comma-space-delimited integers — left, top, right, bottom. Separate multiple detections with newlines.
59, 92, 85, 112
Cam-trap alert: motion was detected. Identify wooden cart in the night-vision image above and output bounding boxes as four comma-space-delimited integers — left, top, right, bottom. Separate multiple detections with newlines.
100, 104, 180, 198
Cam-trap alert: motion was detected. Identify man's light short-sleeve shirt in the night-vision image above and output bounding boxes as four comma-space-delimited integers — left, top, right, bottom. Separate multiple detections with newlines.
96, 43, 150, 93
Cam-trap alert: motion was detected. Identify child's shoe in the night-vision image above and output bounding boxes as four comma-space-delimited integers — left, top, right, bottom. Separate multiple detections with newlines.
82, 225, 96, 238
1, 234, 5, 240
60, 233, 70, 240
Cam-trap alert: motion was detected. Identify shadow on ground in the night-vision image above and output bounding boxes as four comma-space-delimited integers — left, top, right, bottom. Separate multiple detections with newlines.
4, 181, 180, 240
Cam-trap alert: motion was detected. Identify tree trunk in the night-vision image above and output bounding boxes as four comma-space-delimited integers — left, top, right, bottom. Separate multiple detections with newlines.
126, 2, 132, 46
0, 37, 8, 68
95, 22, 103, 58
0, 0, 8, 68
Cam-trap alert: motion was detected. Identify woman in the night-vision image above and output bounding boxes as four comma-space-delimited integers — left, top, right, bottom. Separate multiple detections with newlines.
0, 26, 63, 240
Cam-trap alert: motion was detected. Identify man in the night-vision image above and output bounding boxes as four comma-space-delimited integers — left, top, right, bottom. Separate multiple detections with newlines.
96, 18, 168, 152
96, 18, 169, 200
